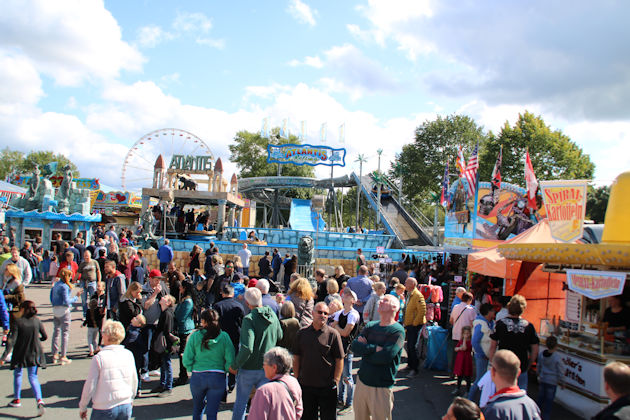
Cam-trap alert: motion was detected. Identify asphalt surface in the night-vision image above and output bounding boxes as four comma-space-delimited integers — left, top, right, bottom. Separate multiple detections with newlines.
0, 283, 575, 419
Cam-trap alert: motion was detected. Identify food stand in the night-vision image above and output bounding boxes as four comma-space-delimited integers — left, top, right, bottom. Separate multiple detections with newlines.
498, 173, 630, 419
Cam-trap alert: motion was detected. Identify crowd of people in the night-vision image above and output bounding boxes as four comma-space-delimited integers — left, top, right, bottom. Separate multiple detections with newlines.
0, 225, 629, 420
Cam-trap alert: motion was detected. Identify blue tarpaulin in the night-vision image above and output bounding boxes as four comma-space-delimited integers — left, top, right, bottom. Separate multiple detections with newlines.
423, 326, 449, 371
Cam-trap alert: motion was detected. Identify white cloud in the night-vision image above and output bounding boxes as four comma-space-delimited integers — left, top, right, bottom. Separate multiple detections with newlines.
355, 1, 630, 120
0, 52, 44, 107
196, 37, 225, 49
0, 0, 144, 86
173, 11, 212, 33
137, 25, 174, 48
287, 0, 317, 26
288, 55, 323, 68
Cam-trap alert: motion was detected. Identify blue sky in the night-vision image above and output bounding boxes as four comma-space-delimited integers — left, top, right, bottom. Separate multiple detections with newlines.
1, 0, 629, 191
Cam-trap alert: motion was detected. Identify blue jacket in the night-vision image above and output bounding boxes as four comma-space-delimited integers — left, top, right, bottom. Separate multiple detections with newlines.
0, 293, 9, 330
157, 245, 174, 263
271, 254, 282, 272
50, 281, 78, 307
472, 313, 494, 359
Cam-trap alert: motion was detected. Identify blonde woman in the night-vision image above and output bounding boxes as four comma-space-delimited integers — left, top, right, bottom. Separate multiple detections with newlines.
3, 264, 22, 293
287, 277, 314, 328
233, 255, 244, 275
118, 282, 143, 330
49, 268, 82, 364
332, 265, 349, 290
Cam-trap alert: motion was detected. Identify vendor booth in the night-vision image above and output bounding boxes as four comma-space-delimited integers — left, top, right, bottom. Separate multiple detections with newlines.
497, 172, 630, 419
467, 219, 567, 328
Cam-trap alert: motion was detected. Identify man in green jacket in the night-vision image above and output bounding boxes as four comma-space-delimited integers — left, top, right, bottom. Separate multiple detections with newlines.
229, 287, 282, 420
352, 294, 405, 420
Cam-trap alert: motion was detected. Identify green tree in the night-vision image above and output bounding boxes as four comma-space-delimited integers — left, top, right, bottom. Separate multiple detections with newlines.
478, 111, 595, 185
0, 148, 79, 180
229, 130, 315, 199
586, 185, 610, 224
22, 150, 80, 177
0, 148, 25, 180
392, 114, 488, 201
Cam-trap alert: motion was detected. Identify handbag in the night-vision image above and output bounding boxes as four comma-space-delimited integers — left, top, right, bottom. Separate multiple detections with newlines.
153, 332, 168, 354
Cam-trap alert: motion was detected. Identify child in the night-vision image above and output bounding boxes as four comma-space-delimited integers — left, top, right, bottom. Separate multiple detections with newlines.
39, 251, 51, 284
84, 299, 103, 356
123, 314, 147, 397
364, 281, 386, 322
48, 255, 59, 283
275, 293, 285, 305
453, 325, 473, 396
391, 283, 406, 322
537, 335, 563, 420
327, 299, 343, 325
332, 289, 360, 415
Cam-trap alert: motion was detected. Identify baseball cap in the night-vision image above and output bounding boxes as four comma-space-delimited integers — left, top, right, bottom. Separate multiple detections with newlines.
343, 288, 357, 300
149, 269, 163, 278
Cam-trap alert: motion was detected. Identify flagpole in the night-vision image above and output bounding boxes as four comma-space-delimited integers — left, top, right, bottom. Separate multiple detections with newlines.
470, 141, 480, 249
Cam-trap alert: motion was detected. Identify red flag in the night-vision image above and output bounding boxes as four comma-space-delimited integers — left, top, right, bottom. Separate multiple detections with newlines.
491, 146, 502, 190
524, 150, 538, 209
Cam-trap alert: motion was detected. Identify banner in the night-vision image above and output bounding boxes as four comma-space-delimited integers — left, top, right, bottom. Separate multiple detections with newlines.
11, 175, 100, 190
566, 269, 626, 300
540, 180, 587, 242
267, 144, 346, 167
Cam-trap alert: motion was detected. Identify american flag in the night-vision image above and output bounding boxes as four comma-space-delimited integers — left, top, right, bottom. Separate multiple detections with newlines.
463, 144, 479, 198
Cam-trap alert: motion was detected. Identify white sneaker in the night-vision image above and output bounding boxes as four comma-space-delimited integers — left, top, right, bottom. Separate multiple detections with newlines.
37, 400, 46, 417
149, 369, 161, 377
141, 373, 151, 382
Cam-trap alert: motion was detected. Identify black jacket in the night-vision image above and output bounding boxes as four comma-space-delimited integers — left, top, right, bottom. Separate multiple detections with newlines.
119, 298, 143, 330
213, 297, 245, 350
593, 395, 630, 420
11, 316, 47, 369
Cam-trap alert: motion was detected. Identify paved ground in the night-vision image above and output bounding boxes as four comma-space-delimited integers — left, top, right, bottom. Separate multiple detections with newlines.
0, 283, 575, 419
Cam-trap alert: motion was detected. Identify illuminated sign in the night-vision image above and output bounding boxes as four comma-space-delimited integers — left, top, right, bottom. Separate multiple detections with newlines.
566, 269, 626, 299
267, 144, 346, 167
168, 155, 214, 171
540, 180, 587, 242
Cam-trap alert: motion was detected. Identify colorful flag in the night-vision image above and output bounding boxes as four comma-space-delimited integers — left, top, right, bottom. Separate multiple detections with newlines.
491, 145, 502, 204
300, 121, 306, 141
320, 122, 327, 143
339, 123, 345, 143
456, 145, 466, 176
463, 143, 479, 198
280, 118, 289, 138
440, 162, 450, 207
524, 150, 538, 209
260, 117, 269, 138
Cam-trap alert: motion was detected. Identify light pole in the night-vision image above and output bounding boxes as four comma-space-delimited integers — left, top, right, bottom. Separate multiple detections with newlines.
376, 149, 383, 227
355, 154, 366, 231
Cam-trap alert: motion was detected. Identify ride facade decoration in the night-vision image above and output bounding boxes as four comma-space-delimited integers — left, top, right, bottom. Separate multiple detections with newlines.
7, 164, 100, 250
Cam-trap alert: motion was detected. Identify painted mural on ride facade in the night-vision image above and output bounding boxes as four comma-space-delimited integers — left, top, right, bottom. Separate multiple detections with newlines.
444, 179, 546, 249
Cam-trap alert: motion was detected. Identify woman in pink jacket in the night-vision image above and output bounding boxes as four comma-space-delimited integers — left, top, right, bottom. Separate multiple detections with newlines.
249, 347, 303, 420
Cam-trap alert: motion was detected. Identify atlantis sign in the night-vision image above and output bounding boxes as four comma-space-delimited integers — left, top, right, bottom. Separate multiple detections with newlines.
267, 144, 346, 167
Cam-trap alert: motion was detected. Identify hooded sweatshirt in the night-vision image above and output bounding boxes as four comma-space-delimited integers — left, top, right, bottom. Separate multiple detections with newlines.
232, 305, 282, 371
472, 313, 494, 359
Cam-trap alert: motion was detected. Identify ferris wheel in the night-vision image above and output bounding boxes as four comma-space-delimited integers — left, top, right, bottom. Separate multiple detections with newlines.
121, 128, 214, 191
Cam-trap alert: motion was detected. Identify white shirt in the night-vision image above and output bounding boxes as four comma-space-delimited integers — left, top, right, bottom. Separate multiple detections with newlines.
451, 302, 477, 341
333, 307, 360, 326
237, 248, 252, 268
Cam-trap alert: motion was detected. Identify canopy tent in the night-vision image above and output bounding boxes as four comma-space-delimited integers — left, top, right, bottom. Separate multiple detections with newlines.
468, 219, 569, 330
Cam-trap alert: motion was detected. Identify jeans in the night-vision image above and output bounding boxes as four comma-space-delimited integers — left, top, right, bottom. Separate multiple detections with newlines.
90, 403, 132, 420
302, 385, 337, 420
14, 366, 42, 401
87, 327, 99, 353
338, 353, 354, 406
537, 382, 557, 420
82, 281, 97, 317
232, 369, 268, 420
190, 371, 226, 420
243, 267, 249, 277
518, 371, 528, 390
467, 356, 489, 401
406, 325, 421, 372
142, 325, 156, 373
160, 353, 173, 390
51, 310, 72, 357
159, 262, 169, 272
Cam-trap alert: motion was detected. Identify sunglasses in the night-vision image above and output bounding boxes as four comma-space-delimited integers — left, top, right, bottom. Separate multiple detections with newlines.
316, 310, 329, 315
